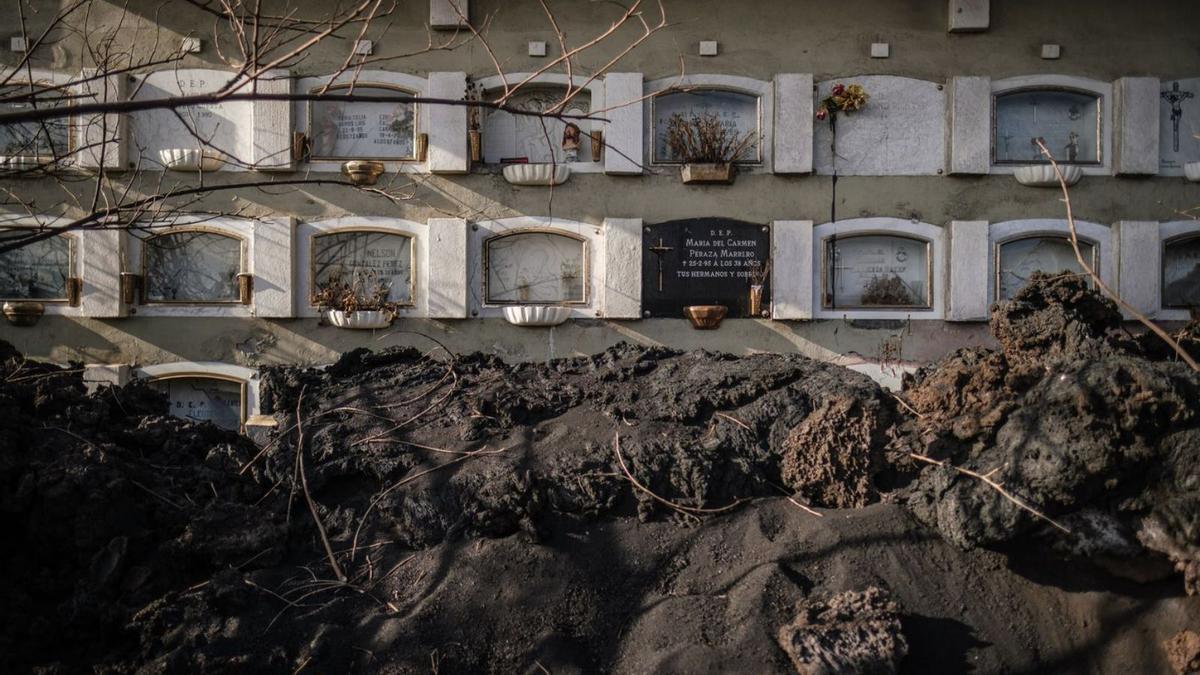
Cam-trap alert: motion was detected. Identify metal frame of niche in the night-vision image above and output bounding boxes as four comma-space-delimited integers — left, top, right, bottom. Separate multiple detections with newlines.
308, 227, 418, 308
820, 233, 934, 311
992, 233, 1101, 302
481, 227, 590, 306
472, 72, 606, 173
139, 226, 248, 305
305, 81, 420, 162
295, 71, 429, 172
1159, 220, 1200, 319
136, 361, 258, 432
0, 76, 77, 163
0, 227, 79, 305
986, 219, 1114, 305
811, 218, 946, 320
643, 75, 773, 169
989, 75, 1113, 175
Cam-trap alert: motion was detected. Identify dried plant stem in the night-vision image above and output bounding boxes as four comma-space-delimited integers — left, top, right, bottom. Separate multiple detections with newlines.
1035, 139, 1199, 372
295, 388, 347, 583
612, 433, 746, 516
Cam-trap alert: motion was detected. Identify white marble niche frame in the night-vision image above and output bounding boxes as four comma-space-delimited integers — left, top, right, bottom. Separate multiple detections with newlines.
127, 217, 252, 317
130, 69, 256, 171
0, 68, 78, 166
0, 216, 81, 316
474, 73, 605, 173
987, 219, 1114, 305
469, 216, 604, 319
1157, 220, 1200, 320
813, 75, 946, 176
296, 217, 432, 318
812, 218, 946, 320
295, 71, 429, 173
989, 75, 1114, 176
134, 361, 260, 430
644, 75, 773, 172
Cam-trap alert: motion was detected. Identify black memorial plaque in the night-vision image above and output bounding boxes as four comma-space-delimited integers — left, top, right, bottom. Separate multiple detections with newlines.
642, 218, 771, 318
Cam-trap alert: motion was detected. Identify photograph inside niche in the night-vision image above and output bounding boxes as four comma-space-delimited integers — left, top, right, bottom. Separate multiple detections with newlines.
485, 231, 586, 304
309, 83, 417, 160
482, 87, 592, 165
0, 83, 72, 161
653, 89, 759, 163
1163, 235, 1200, 308
0, 234, 72, 300
144, 231, 243, 303
823, 234, 931, 309
149, 376, 244, 431
996, 236, 1096, 300
313, 230, 413, 305
993, 89, 1100, 164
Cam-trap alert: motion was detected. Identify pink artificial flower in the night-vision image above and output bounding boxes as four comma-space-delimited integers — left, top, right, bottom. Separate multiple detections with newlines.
815, 108, 828, 121
831, 83, 846, 96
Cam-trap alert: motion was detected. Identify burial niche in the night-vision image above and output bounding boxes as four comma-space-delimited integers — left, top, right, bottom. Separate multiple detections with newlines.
996, 235, 1096, 300
823, 234, 931, 309
0, 82, 72, 163
0, 234, 73, 300
641, 218, 771, 318
149, 376, 244, 431
485, 230, 586, 304
1163, 234, 1200, 308
652, 89, 760, 164
312, 230, 414, 305
481, 86, 593, 165
993, 89, 1101, 164
309, 83, 417, 160
143, 230, 244, 303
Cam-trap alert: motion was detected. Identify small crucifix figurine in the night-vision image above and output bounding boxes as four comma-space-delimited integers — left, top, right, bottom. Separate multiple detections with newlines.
647, 237, 674, 292
1162, 81, 1196, 153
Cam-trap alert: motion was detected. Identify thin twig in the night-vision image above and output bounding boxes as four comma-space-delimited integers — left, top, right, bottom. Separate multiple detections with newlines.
612, 433, 747, 516
295, 387, 347, 582
909, 452, 1070, 534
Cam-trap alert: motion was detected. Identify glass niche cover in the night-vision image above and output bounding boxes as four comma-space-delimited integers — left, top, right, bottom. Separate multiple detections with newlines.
486, 231, 586, 304
482, 88, 592, 164
653, 90, 760, 163
313, 230, 413, 304
309, 84, 417, 160
994, 89, 1101, 164
150, 377, 243, 431
144, 231, 242, 303
0, 83, 72, 160
0, 235, 72, 300
996, 236, 1095, 300
824, 235, 931, 309
1163, 235, 1200, 308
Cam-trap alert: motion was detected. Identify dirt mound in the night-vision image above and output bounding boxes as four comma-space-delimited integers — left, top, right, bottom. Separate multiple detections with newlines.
1165, 630, 1200, 674
776, 587, 907, 674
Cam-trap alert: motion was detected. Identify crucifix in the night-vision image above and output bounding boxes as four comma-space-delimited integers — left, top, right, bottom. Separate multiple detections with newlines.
647, 237, 674, 292
1162, 81, 1195, 153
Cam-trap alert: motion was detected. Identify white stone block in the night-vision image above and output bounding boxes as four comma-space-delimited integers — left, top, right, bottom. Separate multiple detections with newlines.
251, 70, 293, 170
527, 41, 546, 57
80, 228, 125, 318
75, 69, 128, 170
948, 76, 991, 175
9, 37, 27, 52
430, 0, 469, 29
427, 218, 469, 318
1114, 77, 1160, 176
870, 43, 890, 59
427, 71, 468, 173
773, 74, 813, 174
698, 41, 718, 57
948, 0, 989, 32
354, 40, 373, 56
771, 220, 813, 320
947, 220, 989, 321
251, 217, 294, 318
814, 76, 944, 176
1117, 220, 1160, 318
602, 218, 642, 319
1041, 44, 1061, 60
83, 364, 130, 391
603, 72, 643, 175
181, 37, 202, 53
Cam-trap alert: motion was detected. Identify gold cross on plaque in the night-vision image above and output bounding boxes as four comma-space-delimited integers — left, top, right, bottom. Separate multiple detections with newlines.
647, 237, 674, 292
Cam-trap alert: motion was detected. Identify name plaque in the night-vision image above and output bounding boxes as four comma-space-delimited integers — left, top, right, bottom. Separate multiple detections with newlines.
642, 218, 770, 318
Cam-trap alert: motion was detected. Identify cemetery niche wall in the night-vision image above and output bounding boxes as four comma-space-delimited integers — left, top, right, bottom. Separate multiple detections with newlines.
641, 218, 770, 318
995, 235, 1097, 300
993, 89, 1101, 165
484, 230, 587, 305
649, 81, 764, 165
312, 229, 415, 305
148, 374, 245, 432
308, 82, 418, 161
131, 69, 252, 170
822, 234, 931, 310
1159, 78, 1200, 175
0, 233, 75, 302
480, 85, 596, 167
142, 229, 245, 304
1163, 233, 1200, 309
0, 80, 73, 167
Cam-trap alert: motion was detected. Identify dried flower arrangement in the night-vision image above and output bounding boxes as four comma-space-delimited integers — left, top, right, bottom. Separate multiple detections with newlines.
816, 83, 869, 121
664, 112, 757, 164
313, 269, 396, 314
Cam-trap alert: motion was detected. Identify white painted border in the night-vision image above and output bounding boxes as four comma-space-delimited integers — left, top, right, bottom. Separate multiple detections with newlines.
643, 74, 774, 172
296, 216, 430, 318
130, 68, 256, 172
0, 214, 81, 316
987, 219, 1114, 305
990, 75, 1114, 176
128, 217, 254, 317
474, 73, 606, 174
1158, 220, 1200, 320
295, 71, 430, 174
133, 361, 260, 423
812, 218, 946, 320
469, 216, 604, 319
